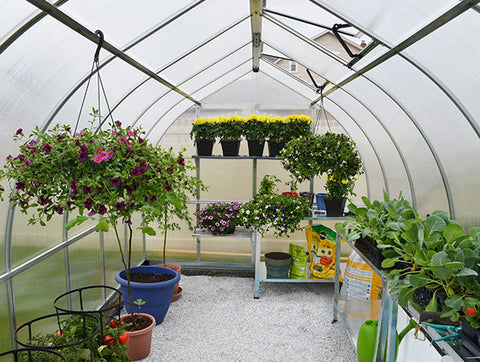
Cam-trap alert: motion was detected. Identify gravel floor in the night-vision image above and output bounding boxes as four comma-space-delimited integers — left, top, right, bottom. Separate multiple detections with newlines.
141, 275, 357, 362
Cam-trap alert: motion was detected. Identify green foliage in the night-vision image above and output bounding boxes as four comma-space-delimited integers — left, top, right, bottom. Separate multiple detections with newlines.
280, 132, 363, 199
25, 314, 131, 361
338, 192, 480, 328
239, 175, 310, 238
216, 116, 244, 140
244, 114, 269, 141
189, 118, 217, 141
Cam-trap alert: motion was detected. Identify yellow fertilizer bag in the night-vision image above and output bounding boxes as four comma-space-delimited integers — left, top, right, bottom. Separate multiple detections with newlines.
340, 250, 383, 300
305, 224, 342, 281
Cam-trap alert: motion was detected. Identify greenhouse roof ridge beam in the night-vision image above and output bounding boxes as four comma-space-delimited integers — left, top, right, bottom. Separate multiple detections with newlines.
311, 0, 480, 104
250, 0, 264, 72
26, 0, 201, 106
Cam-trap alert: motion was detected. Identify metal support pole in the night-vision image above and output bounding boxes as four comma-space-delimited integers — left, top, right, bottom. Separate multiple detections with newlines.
332, 231, 341, 322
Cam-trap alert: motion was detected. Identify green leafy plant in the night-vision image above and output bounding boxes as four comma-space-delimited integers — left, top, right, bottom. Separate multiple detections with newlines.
281, 132, 363, 199
217, 116, 245, 140
239, 175, 310, 237
190, 117, 217, 142
0, 109, 206, 328
243, 114, 269, 141
25, 314, 131, 361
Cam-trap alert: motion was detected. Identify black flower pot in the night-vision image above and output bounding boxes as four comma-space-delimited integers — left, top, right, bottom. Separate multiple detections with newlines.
267, 140, 286, 157
196, 139, 215, 156
247, 139, 265, 157
220, 139, 240, 156
324, 198, 346, 217
354, 237, 384, 270
299, 192, 315, 208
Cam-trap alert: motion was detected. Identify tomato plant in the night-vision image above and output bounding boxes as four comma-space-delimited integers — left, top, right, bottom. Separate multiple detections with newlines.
103, 335, 115, 347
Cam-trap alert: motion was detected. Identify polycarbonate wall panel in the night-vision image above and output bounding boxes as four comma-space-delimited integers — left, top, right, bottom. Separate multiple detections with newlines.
404, 9, 480, 130
10, 211, 63, 269
52, 58, 162, 130
68, 232, 102, 292
63, 0, 196, 49
342, 77, 449, 215
13, 252, 66, 326
327, 91, 411, 201
260, 60, 317, 102
127, 0, 249, 71
263, 19, 353, 83
0, 1, 40, 44
160, 21, 252, 84
366, 56, 480, 226
316, 0, 456, 44
0, 285, 10, 352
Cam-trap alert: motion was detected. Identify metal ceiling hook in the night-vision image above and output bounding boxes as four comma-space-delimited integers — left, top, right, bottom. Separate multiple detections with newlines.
94, 29, 104, 62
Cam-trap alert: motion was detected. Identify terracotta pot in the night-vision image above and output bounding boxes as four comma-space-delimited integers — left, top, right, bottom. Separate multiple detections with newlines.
156, 263, 183, 302
121, 313, 155, 361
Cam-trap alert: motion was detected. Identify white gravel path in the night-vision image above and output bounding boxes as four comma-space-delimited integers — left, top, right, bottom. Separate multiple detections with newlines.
141, 275, 357, 362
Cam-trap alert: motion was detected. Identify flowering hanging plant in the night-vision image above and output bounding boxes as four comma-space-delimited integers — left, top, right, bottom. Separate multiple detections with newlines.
239, 175, 310, 237
0, 109, 206, 327
280, 132, 363, 199
195, 201, 242, 235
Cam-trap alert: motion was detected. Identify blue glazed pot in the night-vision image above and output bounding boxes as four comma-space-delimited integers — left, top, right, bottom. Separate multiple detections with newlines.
115, 265, 180, 325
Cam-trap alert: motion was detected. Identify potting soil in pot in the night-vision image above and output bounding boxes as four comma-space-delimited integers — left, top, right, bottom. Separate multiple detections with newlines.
129, 273, 174, 283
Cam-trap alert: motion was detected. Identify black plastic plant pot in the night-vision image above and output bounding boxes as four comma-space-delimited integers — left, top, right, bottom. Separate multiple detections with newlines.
324, 198, 346, 217
220, 139, 240, 156
53, 285, 123, 338
354, 237, 384, 271
196, 139, 215, 156
247, 139, 265, 157
0, 347, 67, 361
267, 140, 286, 157
299, 192, 315, 208
15, 312, 100, 359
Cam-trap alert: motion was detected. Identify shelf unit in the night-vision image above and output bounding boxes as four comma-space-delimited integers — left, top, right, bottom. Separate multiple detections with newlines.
333, 238, 466, 362
192, 155, 348, 298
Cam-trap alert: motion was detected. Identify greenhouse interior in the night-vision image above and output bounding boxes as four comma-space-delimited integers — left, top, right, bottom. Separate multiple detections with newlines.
0, 0, 479, 361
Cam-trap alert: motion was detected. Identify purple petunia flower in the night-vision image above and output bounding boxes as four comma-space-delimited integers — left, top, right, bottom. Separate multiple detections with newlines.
88, 210, 97, 216
115, 121, 122, 127
43, 144, 52, 154
177, 157, 185, 166
16, 128, 23, 135
71, 180, 78, 194
78, 145, 88, 162
84, 198, 93, 209
53, 205, 63, 215
15, 181, 25, 190
97, 204, 107, 215
150, 195, 157, 202
83, 185, 91, 194
110, 177, 121, 186
116, 202, 126, 211
165, 181, 172, 192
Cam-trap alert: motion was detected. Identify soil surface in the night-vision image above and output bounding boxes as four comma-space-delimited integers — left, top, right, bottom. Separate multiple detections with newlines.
129, 272, 174, 283
122, 314, 153, 331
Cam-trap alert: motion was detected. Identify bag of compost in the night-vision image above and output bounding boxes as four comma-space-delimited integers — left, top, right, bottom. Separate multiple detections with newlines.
305, 224, 342, 281
289, 243, 307, 279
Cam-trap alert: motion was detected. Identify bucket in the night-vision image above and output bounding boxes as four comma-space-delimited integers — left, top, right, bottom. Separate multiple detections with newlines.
316, 193, 327, 210
264, 252, 292, 279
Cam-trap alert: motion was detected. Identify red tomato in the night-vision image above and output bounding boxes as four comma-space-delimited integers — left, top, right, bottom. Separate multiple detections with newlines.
466, 307, 477, 316
118, 332, 130, 345
56, 330, 62, 337
103, 335, 115, 346
109, 319, 119, 328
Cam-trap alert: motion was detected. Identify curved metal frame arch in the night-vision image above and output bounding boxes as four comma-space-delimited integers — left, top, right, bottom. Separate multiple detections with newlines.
145, 58, 253, 141
102, 16, 251, 128
37, 0, 207, 132
122, 42, 252, 134
309, 0, 480, 139
261, 17, 453, 214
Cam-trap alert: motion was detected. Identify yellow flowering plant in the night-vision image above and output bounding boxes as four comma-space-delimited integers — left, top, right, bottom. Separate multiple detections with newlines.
190, 117, 217, 142
217, 116, 244, 140
325, 175, 359, 199
244, 114, 269, 141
